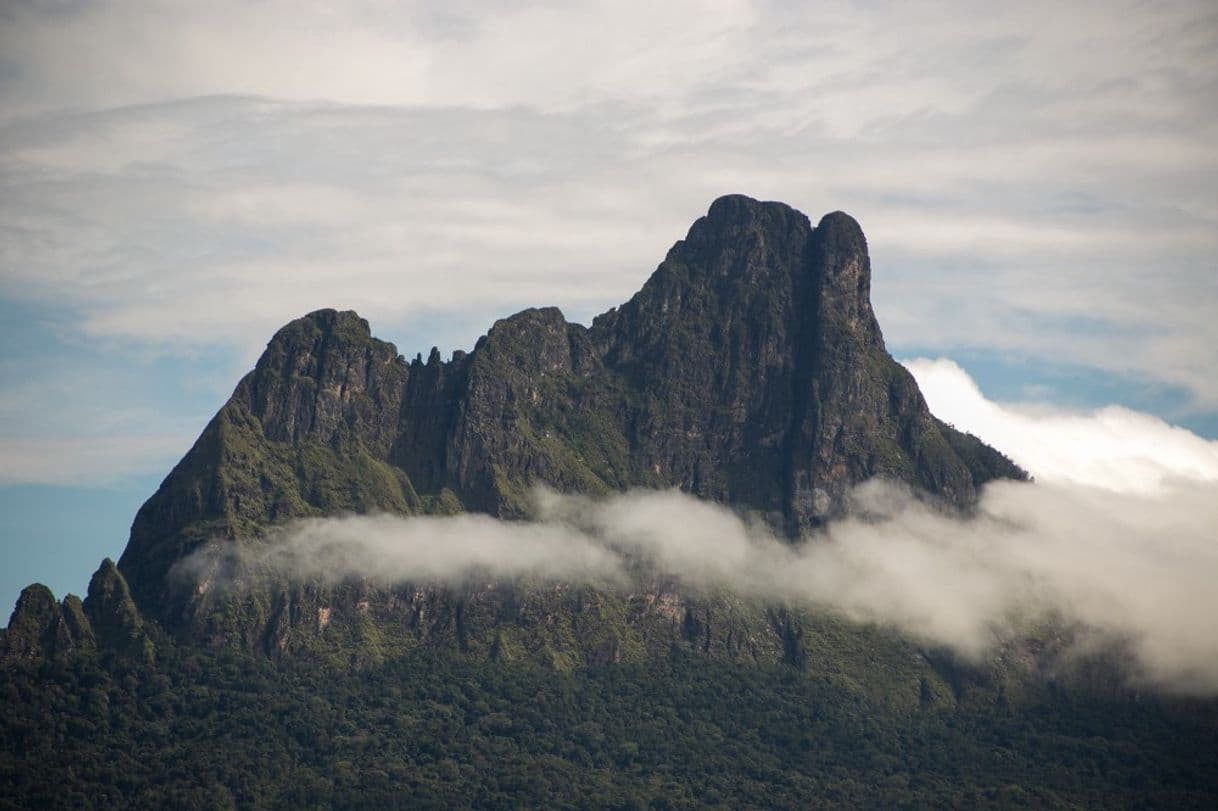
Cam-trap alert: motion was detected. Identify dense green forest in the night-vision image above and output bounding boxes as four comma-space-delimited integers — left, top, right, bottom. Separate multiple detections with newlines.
4, 638, 1217, 809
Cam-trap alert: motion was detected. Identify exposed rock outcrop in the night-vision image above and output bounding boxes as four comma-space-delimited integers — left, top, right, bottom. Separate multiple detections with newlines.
1, 585, 97, 666
84, 558, 153, 662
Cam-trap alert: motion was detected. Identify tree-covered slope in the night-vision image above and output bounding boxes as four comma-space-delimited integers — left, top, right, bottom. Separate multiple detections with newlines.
4, 640, 1217, 809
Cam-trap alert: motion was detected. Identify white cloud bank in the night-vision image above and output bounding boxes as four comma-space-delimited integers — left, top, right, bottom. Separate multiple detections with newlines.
189, 362, 1218, 694
905, 357, 1218, 492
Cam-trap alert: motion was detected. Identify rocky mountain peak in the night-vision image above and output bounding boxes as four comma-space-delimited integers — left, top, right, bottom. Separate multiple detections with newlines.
664, 194, 812, 282
694, 193, 810, 243
84, 559, 139, 629
0, 584, 97, 665
104, 194, 1023, 646
84, 558, 153, 661
809, 209, 879, 346
247, 307, 408, 452
1, 585, 60, 663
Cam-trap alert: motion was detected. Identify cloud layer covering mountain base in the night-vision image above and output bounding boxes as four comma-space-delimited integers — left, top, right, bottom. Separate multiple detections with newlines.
199, 478, 1217, 696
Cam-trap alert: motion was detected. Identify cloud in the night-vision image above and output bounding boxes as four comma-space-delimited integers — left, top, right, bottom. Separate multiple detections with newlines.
904, 357, 1218, 491
0, 99, 696, 351
256, 511, 627, 589
0, 1, 761, 118
185, 477, 1218, 696
0, 433, 190, 487
0, 309, 223, 487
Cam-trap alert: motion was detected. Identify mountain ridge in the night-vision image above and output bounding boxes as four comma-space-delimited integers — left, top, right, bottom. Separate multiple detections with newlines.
8, 194, 1024, 665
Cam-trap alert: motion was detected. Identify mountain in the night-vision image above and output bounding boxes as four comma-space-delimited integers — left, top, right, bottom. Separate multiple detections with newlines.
5, 195, 1218, 809
65, 193, 1021, 661
9, 195, 1025, 665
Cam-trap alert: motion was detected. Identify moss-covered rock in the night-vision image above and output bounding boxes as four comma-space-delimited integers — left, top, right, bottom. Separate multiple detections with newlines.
1, 583, 98, 665
84, 559, 154, 663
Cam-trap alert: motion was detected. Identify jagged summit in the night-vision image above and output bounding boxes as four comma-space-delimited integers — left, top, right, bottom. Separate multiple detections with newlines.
274, 307, 373, 337
249, 307, 406, 449
0, 557, 154, 665
60, 194, 1023, 653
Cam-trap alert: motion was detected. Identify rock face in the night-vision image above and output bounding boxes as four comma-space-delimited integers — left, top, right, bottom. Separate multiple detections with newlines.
84, 559, 153, 662
0, 585, 87, 665
0, 559, 154, 666
103, 194, 1021, 658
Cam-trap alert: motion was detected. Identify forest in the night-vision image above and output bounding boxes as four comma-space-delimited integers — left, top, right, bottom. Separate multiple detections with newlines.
4, 636, 1217, 809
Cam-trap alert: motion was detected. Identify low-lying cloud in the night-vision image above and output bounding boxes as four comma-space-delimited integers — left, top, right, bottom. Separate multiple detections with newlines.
255, 511, 626, 589
190, 477, 1218, 695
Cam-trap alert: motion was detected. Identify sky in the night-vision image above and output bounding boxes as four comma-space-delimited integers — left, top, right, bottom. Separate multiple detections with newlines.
1, 0, 1216, 615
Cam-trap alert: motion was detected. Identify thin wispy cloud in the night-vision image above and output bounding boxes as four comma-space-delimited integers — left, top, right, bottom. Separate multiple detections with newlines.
0, 433, 190, 488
